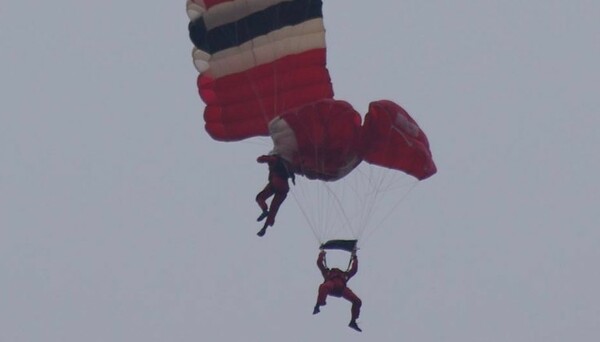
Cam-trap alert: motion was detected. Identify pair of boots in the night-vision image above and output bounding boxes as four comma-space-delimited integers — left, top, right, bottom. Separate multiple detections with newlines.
313, 305, 362, 332
256, 210, 269, 236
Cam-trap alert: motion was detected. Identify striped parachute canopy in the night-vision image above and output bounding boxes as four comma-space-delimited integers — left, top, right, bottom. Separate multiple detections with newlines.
186, 0, 436, 183
187, 0, 334, 141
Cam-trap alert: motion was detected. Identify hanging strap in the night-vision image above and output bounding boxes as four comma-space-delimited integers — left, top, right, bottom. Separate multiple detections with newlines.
345, 255, 353, 272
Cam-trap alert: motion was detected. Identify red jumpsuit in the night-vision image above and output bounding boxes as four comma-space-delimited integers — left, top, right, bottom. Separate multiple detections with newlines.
315, 251, 362, 322
255, 155, 294, 235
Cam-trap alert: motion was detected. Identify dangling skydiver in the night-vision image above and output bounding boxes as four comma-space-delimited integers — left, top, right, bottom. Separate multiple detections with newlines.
255, 154, 295, 237
313, 249, 363, 332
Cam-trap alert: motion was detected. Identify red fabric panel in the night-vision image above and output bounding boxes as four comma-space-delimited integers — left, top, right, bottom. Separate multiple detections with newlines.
201, 0, 234, 9
200, 66, 331, 105
204, 83, 333, 140
279, 99, 363, 181
362, 100, 436, 180
201, 49, 333, 141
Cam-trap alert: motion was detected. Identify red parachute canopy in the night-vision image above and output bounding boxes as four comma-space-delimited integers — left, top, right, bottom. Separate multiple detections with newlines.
362, 100, 437, 180
187, 0, 333, 141
269, 99, 362, 181
186, 0, 436, 182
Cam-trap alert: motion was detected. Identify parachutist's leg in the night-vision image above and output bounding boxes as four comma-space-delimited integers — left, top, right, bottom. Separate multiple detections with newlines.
257, 178, 288, 235
342, 288, 362, 323
256, 184, 273, 221
314, 282, 332, 315
316, 282, 333, 307
264, 191, 287, 227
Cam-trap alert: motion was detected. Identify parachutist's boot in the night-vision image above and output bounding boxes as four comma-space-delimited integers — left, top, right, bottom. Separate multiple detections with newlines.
312, 305, 320, 315
348, 320, 362, 332
256, 210, 269, 222
257, 225, 268, 237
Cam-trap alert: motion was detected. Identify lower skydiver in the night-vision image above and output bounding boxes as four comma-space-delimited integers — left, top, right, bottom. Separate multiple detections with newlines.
313, 249, 363, 332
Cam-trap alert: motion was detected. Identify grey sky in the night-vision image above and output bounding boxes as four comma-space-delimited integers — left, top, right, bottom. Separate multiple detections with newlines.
1, 1, 599, 341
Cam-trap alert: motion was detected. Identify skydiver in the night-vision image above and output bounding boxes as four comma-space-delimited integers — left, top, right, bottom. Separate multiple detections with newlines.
255, 154, 295, 237
313, 249, 363, 332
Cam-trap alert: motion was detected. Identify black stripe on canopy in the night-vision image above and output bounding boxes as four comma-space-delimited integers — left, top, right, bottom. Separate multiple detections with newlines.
189, 0, 323, 54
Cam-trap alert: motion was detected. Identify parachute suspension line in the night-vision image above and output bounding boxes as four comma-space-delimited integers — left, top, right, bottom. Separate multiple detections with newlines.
306, 100, 335, 180
290, 182, 325, 245
321, 180, 358, 239
355, 165, 396, 239
358, 168, 383, 243
345, 253, 354, 272
365, 118, 416, 243
348, 168, 374, 239
344, 169, 377, 235
346, 260, 351, 272
360, 176, 418, 247
291, 176, 358, 246
287, 101, 338, 245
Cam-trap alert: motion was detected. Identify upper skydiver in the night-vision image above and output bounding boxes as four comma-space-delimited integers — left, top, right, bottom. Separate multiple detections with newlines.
255, 154, 295, 237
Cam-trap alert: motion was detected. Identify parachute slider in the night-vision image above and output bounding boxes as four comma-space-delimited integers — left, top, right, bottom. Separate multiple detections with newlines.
320, 239, 358, 252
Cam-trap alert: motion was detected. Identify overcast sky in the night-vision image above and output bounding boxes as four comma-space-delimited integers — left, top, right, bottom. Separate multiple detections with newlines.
2, 1, 599, 341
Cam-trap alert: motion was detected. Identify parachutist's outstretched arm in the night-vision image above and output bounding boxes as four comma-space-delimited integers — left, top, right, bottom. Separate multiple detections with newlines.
317, 250, 328, 277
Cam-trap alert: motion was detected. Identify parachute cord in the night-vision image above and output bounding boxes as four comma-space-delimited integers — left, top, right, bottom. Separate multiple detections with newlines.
359, 181, 418, 246
290, 186, 324, 245
345, 256, 353, 272
334, 165, 383, 244
291, 178, 359, 247
321, 181, 357, 239
357, 166, 394, 239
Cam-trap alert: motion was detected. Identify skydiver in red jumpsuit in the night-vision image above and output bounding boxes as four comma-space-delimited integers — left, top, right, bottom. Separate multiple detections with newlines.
313, 249, 363, 332
255, 154, 295, 237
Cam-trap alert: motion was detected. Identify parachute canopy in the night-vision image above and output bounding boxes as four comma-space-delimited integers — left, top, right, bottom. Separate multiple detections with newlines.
362, 100, 437, 180
269, 99, 362, 181
187, 0, 436, 182
187, 0, 333, 141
